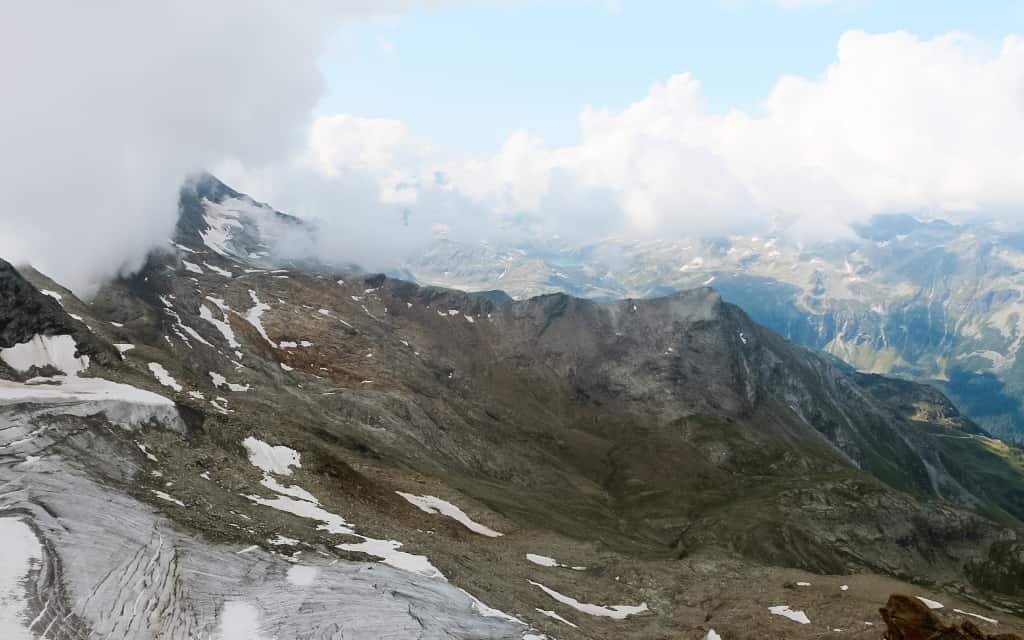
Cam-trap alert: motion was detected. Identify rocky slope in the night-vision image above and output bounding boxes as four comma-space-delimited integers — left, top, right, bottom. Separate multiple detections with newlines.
0, 176, 1022, 639
402, 216, 1024, 443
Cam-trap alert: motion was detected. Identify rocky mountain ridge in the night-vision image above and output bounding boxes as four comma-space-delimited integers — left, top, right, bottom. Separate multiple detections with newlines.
0, 175, 1022, 638
402, 215, 1024, 443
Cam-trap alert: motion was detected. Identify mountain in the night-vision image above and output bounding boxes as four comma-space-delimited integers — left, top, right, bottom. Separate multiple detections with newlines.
0, 175, 1022, 639
403, 216, 1024, 444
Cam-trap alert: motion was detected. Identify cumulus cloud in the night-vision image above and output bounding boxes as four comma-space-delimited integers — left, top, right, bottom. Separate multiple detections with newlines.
217, 117, 506, 272
7, 14, 1024, 290
451, 30, 1024, 240
0, 1, 450, 294
243, 29, 1024, 266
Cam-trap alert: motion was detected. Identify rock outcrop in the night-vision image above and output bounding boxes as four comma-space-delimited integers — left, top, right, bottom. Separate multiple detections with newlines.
0, 257, 119, 373
880, 594, 1021, 640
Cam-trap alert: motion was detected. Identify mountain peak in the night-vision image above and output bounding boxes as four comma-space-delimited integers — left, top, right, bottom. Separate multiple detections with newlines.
174, 173, 317, 269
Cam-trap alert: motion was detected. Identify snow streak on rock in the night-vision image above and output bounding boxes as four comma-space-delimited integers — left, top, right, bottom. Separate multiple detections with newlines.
528, 580, 648, 619
768, 605, 811, 624
396, 492, 503, 537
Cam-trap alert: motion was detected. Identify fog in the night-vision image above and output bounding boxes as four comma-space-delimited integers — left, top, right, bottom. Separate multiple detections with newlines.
0, 1, 451, 294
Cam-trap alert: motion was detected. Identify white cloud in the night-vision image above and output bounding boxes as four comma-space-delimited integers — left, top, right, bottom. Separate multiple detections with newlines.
0, 1, 453, 294
9, 14, 1024, 290
256, 29, 1024, 259
477, 30, 1024, 239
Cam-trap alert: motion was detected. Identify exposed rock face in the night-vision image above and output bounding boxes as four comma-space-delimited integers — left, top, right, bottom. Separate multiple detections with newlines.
2, 176, 1023, 639
0, 258, 117, 366
880, 594, 1022, 640
402, 215, 1024, 444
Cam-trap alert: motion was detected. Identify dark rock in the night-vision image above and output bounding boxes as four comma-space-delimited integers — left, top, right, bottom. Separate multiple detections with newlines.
880, 594, 1019, 640
0, 258, 118, 365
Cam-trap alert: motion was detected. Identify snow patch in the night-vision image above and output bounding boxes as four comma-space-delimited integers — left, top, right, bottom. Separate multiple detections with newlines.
248, 491, 444, 579
210, 397, 230, 414
200, 299, 241, 351
953, 609, 997, 625
152, 490, 185, 507
204, 262, 233, 277
525, 553, 585, 570
528, 581, 647, 619
396, 492, 503, 537
243, 437, 300, 475
461, 590, 526, 625
182, 260, 203, 274
200, 200, 244, 257
1, 334, 88, 377
137, 442, 158, 462
209, 371, 249, 392
337, 539, 443, 579
526, 554, 558, 567
244, 290, 274, 348
158, 298, 213, 348
261, 476, 318, 503
916, 596, 944, 610
245, 458, 446, 580
536, 608, 577, 628
247, 494, 352, 535
148, 362, 182, 392
768, 605, 810, 624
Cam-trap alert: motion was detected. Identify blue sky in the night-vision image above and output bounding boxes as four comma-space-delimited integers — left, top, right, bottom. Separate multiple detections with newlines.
319, 0, 1024, 153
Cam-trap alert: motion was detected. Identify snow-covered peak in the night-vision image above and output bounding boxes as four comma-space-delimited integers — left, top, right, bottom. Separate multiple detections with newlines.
174, 173, 317, 270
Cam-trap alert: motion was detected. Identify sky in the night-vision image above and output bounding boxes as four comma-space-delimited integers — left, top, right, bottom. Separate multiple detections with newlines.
3, 1, 1024, 292
321, 0, 1024, 151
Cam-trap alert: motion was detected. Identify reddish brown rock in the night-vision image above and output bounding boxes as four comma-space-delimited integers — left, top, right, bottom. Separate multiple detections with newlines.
880, 594, 1020, 640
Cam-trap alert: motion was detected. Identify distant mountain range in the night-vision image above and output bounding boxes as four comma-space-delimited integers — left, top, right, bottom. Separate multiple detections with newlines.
402, 214, 1024, 443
